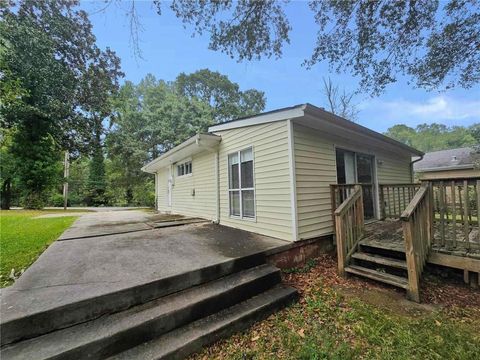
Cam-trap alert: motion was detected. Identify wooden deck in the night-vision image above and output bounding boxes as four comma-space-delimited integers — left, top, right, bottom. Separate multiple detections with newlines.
362, 220, 480, 260
333, 180, 480, 301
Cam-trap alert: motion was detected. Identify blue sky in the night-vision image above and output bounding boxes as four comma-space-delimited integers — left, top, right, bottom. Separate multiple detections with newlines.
83, 1, 480, 133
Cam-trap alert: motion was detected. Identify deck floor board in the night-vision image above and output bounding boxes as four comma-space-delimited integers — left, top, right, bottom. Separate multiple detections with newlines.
362, 219, 480, 260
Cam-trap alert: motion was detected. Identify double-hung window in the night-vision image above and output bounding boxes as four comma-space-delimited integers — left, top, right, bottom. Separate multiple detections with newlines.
228, 147, 255, 219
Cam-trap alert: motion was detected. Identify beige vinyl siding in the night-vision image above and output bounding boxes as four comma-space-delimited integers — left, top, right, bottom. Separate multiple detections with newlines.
214, 120, 294, 241
293, 124, 337, 240
377, 156, 412, 184
155, 151, 217, 220
293, 123, 413, 240
171, 151, 217, 220
156, 167, 170, 212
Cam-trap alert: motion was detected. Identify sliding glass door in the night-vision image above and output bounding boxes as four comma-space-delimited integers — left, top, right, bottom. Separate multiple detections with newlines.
336, 149, 376, 220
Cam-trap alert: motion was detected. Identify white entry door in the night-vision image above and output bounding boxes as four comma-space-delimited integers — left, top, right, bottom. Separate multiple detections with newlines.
167, 167, 173, 208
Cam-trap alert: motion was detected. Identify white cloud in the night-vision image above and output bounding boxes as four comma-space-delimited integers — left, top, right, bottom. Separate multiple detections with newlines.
359, 95, 480, 129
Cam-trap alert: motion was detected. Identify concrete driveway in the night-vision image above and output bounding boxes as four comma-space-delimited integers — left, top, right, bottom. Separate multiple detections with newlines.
1, 210, 288, 332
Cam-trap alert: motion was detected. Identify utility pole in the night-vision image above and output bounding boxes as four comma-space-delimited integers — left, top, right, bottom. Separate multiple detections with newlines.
63, 151, 70, 210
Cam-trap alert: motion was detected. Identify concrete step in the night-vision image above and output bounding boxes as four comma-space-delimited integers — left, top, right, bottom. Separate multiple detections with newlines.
351, 252, 407, 270
108, 284, 298, 360
345, 265, 409, 289
1, 264, 280, 360
1, 252, 266, 346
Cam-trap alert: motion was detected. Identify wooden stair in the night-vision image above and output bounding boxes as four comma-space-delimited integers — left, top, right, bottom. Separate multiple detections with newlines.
346, 238, 409, 290
345, 265, 408, 289
351, 252, 407, 270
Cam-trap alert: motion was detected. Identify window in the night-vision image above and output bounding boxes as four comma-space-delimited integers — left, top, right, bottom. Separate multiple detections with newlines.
228, 147, 255, 219
177, 161, 192, 177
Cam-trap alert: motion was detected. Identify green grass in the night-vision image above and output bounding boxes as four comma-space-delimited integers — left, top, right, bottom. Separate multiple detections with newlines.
434, 213, 478, 222
0, 210, 79, 287
193, 270, 480, 360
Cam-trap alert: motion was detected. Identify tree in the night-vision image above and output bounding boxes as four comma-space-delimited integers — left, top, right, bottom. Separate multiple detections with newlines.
174, 69, 265, 122
471, 124, 480, 168
0, 128, 17, 209
385, 123, 479, 152
321, 77, 358, 121
0, 0, 122, 208
120, 0, 479, 95
107, 75, 213, 205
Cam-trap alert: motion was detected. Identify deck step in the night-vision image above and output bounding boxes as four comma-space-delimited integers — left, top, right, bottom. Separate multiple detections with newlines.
1, 264, 283, 360
345, 265, 408, 289
108, 285, 298, 360
351, 252, 407, 270
359, 239, 405, 254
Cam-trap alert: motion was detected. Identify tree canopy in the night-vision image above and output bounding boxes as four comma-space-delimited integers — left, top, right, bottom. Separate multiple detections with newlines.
385, 123, 479, 152
0, 0, 123, 208
175, 69, 266, 122
144, 0, 480, 95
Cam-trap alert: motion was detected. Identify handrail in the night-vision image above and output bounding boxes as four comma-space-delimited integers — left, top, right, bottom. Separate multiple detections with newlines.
401, 184, 428, 219
334, 185, 364, 276
335, 187, 362, 216
400, 183, 433, 302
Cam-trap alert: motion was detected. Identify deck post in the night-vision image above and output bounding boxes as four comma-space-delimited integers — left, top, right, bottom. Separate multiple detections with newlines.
427, 182, 434, 246
335, 213, 346, 277
403, 220, 420, 302
379, 185, 385, 220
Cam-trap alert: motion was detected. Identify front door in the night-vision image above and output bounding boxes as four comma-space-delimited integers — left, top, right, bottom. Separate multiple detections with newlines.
167, 167, 173, 208
336, 149, 376, 220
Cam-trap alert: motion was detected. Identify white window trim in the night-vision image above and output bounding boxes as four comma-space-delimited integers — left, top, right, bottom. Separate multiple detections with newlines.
176, 158, 193, 178
228, 146, 256, 222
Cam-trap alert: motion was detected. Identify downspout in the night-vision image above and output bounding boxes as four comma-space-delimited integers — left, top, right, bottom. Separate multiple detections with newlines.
214, 149, 220, 224
410, 155, 424, 183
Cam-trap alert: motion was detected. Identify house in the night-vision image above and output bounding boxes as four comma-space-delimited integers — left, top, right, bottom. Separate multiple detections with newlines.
414, 147, 480, 180
142, 103, 423, 242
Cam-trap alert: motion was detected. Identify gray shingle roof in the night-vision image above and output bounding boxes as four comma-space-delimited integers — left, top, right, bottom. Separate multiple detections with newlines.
414, 147, 476, 172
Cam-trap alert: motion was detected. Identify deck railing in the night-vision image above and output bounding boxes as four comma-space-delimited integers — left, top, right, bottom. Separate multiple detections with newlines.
334, 185, 365, 276
430, 179, 480, 250
400, 183, 434, 302
330, 183, 374, 218
380, 184, 421, 219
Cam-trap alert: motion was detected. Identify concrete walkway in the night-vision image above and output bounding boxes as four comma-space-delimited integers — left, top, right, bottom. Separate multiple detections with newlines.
1, 210, 288, 330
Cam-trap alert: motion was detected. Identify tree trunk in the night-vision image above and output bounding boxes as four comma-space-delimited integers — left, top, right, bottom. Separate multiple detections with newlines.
1, 178, 12, 210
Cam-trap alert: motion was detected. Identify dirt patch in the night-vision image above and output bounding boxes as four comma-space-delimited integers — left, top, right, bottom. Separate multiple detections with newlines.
422, 272, 480, 308
283, 254, 480, 314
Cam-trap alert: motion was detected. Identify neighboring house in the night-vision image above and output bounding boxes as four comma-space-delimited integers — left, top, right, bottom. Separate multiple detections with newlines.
414, 147, 480, 180
142, 103, 423, 242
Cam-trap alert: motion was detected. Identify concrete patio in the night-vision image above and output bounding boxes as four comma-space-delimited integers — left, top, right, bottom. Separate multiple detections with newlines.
1, 210, 289, 348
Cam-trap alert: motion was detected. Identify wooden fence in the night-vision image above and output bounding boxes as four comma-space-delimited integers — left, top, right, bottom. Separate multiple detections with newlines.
334, 185, 365, 276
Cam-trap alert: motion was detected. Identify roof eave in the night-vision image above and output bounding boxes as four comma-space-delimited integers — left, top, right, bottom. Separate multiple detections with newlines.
141, 133, 221, 173
415, 164, 475, 172
303, 104, 424, 157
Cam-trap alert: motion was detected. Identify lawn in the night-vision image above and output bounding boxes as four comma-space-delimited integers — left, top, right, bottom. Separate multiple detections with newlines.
193, 256, 480, 360
0, 210, 81, 287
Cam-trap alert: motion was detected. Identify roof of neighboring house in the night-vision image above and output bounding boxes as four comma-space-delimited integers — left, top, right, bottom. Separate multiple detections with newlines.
208, 103, 423, 157
414, 147, 476, 172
